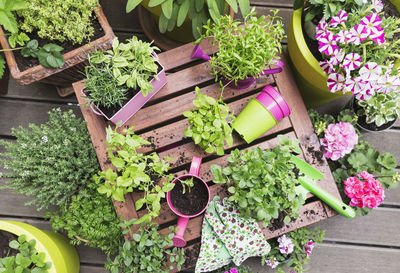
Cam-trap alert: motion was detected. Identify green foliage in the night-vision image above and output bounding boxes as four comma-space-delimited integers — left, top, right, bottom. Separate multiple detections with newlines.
85, 36, 160, 108
37, 44, 64, 68
105, 220, 185, 273
46, 189, 123, 254
93, 125, 174, 224
126, 0, 250, 38
177, 177, 193, 194
209, 263, 254, 273
8, 32, 29, 48
211, 135, 305, 226
0, 108, 99, 210
296, 0, 365, 21
196, 10, 285, 85
183, 87, 235, 155
0, 0, 28, 33
0, 234, 52, 273
17, 0, 98, 44
263, 227, 325, 273
0, 55, 5, 79
356, 92, 400, 127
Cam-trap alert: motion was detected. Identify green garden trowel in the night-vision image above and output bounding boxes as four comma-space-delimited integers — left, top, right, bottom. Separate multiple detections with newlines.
290, 155, 356, 219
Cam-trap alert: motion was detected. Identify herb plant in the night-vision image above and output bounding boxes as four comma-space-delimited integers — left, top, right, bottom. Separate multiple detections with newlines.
196, 10, 285, 85
0, 108, 99, 210
356, 91, 400, 127
17, 0, 99, 44
46, 189, 123, 254
177, 177, 194, 194
183, 87, 235, 155
0, 0, 27, 34
0, 234, 51, 272
105, 220, 185, 273
263, 227, 325, 273
211, 135, 305, 226
126, 0, 250, 39
93, 125, 174, 224
87, 37, 160, 97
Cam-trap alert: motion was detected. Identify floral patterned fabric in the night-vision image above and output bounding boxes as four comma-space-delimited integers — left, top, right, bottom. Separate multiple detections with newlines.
195, 196, 270, 272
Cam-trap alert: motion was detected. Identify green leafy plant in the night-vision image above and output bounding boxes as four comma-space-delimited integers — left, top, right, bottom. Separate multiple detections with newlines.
183, 87, 235, 155
263, 227, 325, 273
93, 125, 174, 224
356, 92, 400, 127
294, 0, 365, 22
105, 220, 185, 273
85, 36, 160, 108
37, 44, 65, 69
126, 0, 250, 39
0, 108, 99, 210
177, 177, 193, 194
0, 0, 27, 34
46, 189, 123, 254
17, 0, 98, 44
211, 135, 305, 226
0, 234, 52, 273
196, 10, 285, 85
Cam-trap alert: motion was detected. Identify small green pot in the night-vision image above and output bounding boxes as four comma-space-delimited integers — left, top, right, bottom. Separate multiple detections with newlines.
232, 98, 277, 144
0, 220, 80, 273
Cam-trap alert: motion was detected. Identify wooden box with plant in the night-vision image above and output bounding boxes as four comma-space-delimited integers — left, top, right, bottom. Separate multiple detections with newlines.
126, 0, 250, 49
0, 0, 115, 91
83, 36, 167, 125
73, 39, 344, 271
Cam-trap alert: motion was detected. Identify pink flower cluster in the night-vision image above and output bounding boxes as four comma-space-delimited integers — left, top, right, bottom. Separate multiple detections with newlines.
278, 235, 294, 255
316, 3, 400, 100
305, 240, 314, 257
320, 122, 358, 161
224, 269, 238, 273
344, 171, 385, 208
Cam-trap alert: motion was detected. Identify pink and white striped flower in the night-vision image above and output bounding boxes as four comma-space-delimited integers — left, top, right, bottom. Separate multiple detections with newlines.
345, 77, 366, 94
336, 30, 351, 44
371, 0, 384, 12
343, 53, 362, 71
327, 73, 345, 93
350, 77, 374, 100
318, 32, 338, 56
378, 75, 400, 93
316, 18, 328, 41
348, 24, 368, 45
329, 10, 348, 27
360, 13, 382, 35
369, 27, 385, 45
320, 59, 335, 74
330, 49, 345, 65
359, 62, 382, 82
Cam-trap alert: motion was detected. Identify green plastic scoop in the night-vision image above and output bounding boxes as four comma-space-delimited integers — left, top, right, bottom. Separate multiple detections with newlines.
290, 155, 356, 219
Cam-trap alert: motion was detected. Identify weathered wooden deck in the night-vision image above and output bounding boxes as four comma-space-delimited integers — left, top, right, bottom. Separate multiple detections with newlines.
1, 0, 399, 272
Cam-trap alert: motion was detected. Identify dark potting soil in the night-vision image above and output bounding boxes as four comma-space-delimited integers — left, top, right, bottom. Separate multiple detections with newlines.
382, 0, 400, 41
13, 13, 104, 72
96, 61, 163, 119
307, 146, 325, 165
353, 101, 396, 131
170, 177, 209, 216
0, 230, 18, 258
268, 211, 287, 232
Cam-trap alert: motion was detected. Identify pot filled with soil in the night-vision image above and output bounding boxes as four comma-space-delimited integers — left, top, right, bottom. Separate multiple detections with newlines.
167, 156, 210, 247
0, 220, 79, 273
232, 85, 291, 144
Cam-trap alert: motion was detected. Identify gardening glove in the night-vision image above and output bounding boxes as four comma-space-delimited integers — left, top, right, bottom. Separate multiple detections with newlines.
206, 197, 271, 266
195, 197, 233, 272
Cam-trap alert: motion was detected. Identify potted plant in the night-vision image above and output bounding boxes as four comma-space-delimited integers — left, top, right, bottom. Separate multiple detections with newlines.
93, 125, 174, 224
288, 0, 400, 108
0, 220, 79, 273
196, 10, 285, 90
232, 85, 291, 144
354, 91, 400, 131
126, 0, 250, 47
82, 36, 167, 125
0, 0, 115, 89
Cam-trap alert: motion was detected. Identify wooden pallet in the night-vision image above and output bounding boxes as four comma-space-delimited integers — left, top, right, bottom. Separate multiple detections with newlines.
73, 40, 342, 271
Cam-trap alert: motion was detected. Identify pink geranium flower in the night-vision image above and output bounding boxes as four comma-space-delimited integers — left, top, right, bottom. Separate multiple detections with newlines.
359, 62, 382, 82
343, 53, 362, 71
360, 13, 382, 35
348, 24, 368, 45
344, 171, 385, 209
327, 73, 345, 93
320, 122, 358, 161
318, 33, 338, 56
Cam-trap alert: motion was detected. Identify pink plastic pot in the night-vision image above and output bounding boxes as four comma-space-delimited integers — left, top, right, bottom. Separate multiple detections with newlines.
166, 156, 210, 247
83, 55, 167, 125
190, 45, 284, 90
256, 85, 291, 121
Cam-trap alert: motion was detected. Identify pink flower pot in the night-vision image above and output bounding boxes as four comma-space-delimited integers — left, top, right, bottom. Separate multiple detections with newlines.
166, 156, 210, 247
83, 56, 167, 125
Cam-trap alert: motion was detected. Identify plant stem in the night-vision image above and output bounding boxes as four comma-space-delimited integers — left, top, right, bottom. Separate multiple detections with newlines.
0, 47, 24, 51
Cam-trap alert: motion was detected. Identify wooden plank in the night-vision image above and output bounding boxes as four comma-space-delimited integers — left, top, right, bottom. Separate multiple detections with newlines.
362, 130, 400, 163
383, 169, 400, 206
273, 55, 341, 218
0, 99, 81, 136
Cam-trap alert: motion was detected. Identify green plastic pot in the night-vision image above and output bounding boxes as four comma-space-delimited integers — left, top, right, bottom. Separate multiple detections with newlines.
0, 220, 79, 273
232, 98, 277, 144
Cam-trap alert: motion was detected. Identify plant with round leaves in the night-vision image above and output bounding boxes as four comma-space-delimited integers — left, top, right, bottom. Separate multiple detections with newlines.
105, 220, 185, 273
211, 135, 305, 226
37, 44, 65, 68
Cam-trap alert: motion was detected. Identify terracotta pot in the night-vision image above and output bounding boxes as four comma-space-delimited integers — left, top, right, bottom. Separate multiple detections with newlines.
0, 6, 115, 86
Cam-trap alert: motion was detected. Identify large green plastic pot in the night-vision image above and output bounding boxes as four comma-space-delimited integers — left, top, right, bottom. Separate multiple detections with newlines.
0, 220, 80, 273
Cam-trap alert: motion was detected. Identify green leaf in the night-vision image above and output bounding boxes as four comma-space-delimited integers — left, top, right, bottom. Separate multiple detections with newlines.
207, 0, 220, 23
132, 233, 141, 242
148, 0, 166, 7
0, 55, 5, 79
225, 0, 238, 13
9, 240, 19, 249
159, 12, 169, 33
177, 0, 190, 27
0, 10, 18, 33
161, 0, 173, 19
195, 0, 204, 13
377, 153, 397, 169
126, 0, 142, 13
238, 0, 250, 16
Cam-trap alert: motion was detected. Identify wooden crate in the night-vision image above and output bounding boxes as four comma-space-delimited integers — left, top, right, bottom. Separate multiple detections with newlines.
73, 40, 341, 271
